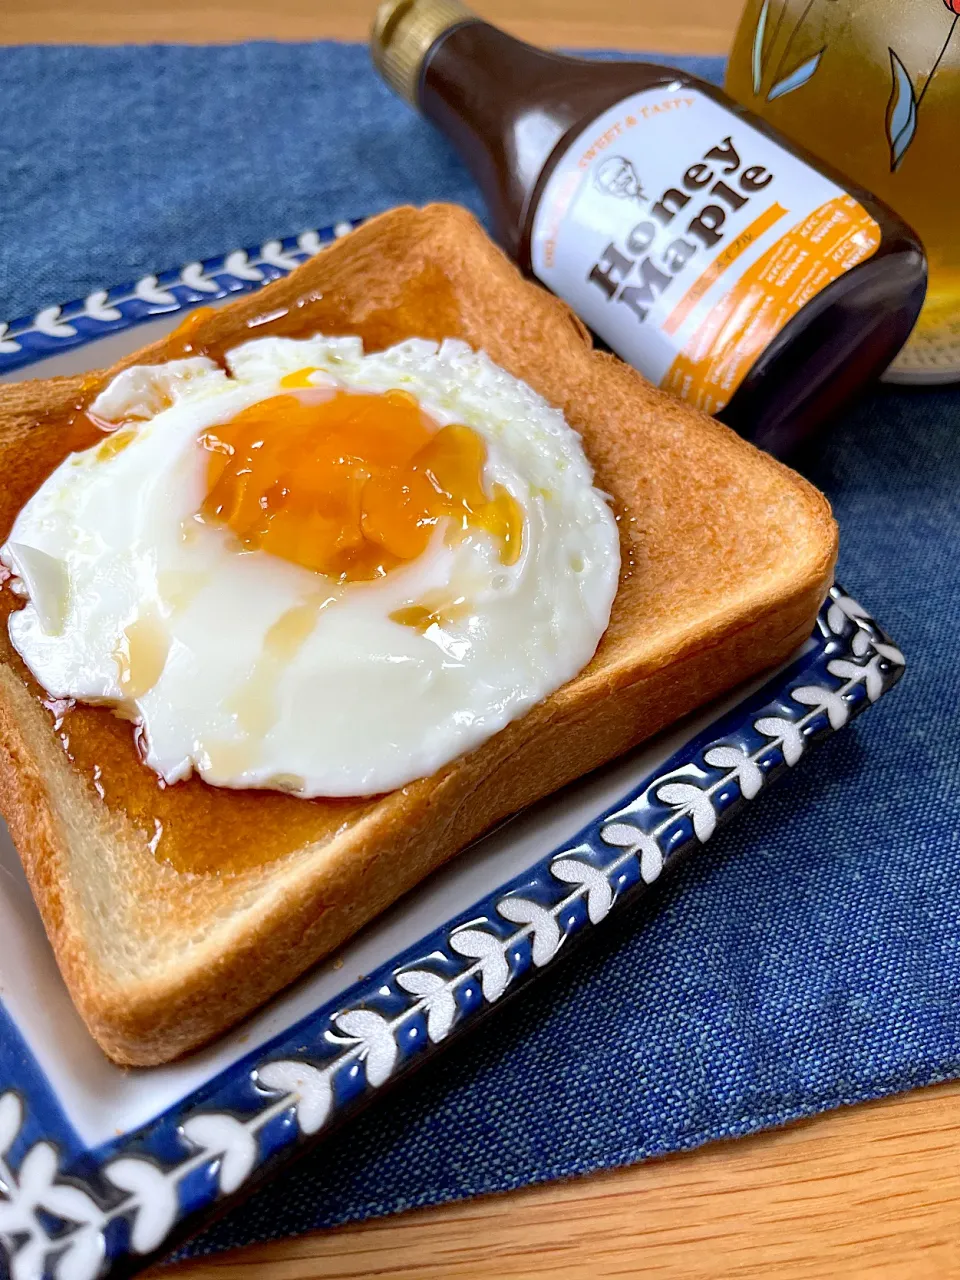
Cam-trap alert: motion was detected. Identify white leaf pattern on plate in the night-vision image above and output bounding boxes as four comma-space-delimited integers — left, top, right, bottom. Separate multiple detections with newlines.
598, 822, 664, 884
180, 1114, 258, 1195
450, 927, 512, 1001
395, 969, 458, 1042
656, 781, 718, 842
498, 896, 562, 966
551, 856, 615, 921
256, 1060, 333, 1134
102, 1158, 179, 1254
331, 1010, 400, 1087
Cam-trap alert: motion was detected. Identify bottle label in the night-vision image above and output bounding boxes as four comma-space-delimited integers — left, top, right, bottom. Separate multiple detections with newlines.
530, 86, 881, 414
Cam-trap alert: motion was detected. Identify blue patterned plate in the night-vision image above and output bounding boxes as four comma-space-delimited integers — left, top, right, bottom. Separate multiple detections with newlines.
0, 224, 904, 1279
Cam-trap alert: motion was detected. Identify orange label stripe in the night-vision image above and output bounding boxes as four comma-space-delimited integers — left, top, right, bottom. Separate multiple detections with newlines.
663, 202, 789, 337
662, 195, 882, 415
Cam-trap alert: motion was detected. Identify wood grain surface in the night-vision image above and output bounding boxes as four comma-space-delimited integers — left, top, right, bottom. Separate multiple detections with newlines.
0, 0, 744, 53
149, 1080, 960, 1279
4, 2, 956, 1277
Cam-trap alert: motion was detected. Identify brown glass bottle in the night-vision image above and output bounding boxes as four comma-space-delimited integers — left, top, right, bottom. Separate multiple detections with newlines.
371, 0, 926, 456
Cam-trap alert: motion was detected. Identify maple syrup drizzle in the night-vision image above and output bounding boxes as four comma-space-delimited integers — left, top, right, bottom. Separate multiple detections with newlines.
1, 302, 395, 875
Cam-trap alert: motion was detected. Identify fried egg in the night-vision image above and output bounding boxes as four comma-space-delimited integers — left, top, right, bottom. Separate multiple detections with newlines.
1, 335, 620, 797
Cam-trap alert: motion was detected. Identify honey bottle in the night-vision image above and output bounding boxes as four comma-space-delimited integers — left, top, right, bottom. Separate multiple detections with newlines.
371, 0, 926, 455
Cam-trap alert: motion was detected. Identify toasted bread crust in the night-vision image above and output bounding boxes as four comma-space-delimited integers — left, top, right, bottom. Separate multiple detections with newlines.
0, 205, 836, 1064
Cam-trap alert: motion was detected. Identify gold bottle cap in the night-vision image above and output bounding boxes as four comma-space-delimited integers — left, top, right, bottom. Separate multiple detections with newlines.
371, 0, 476, 107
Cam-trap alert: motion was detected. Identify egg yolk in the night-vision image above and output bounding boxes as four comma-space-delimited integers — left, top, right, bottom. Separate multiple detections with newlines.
197, 383, 523, 581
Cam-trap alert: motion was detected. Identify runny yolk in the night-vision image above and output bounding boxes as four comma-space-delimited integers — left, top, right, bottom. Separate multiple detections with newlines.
197, 385, 523, 581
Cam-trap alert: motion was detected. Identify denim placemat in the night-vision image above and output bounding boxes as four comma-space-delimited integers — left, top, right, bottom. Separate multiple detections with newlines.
2, 44, 958, 1259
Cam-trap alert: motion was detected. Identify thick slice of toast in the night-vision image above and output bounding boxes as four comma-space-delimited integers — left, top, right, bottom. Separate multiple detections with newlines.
0, 205, 837, 1065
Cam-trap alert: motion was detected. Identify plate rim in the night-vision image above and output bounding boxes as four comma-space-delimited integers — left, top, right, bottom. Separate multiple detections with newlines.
0, 219, 362, 378
0, 583, 904, 1279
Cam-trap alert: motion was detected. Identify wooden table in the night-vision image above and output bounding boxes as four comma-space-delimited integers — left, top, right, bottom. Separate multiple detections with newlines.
3, 1, 957, 1275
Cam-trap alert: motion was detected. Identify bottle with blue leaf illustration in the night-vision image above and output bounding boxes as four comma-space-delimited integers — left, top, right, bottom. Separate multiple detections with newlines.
727, 0, 959, 382
373, 0, 926, 454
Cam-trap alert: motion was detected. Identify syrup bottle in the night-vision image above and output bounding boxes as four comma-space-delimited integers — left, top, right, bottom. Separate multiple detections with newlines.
371, 0, 926, 455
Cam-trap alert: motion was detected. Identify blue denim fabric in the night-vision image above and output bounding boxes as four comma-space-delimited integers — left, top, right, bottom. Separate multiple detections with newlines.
2, 44, 959, 1257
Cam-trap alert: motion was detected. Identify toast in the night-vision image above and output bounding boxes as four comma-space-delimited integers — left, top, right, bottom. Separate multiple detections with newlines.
0, 204, 837, 1065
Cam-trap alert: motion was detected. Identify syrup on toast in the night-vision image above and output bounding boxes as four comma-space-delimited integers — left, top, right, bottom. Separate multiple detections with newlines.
0, 205, 837, 1064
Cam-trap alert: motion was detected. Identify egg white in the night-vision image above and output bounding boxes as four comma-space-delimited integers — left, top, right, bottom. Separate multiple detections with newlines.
1, 336, 620, 797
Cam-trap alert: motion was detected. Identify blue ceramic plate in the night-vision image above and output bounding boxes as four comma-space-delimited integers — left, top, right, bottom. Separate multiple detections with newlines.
0, 224, 904, 1280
